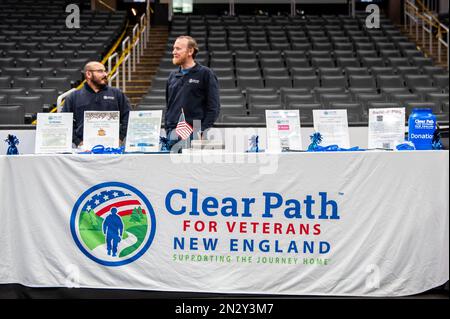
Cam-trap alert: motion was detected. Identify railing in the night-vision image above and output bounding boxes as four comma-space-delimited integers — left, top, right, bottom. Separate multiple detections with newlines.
438, 23, 449, 68
54, 0, 152, 115
404, 0, 449, 69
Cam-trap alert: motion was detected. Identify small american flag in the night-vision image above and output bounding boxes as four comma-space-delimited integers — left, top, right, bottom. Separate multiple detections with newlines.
175, 109, 193, 140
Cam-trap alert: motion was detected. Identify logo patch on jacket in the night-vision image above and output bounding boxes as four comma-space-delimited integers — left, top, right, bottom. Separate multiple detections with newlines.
189, 79, 200, 84
103, 96, 115, 100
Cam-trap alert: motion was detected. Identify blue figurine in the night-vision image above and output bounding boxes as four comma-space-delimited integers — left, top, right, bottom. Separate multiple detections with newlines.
249, 135, 259, 152
160, 136, 178, 152
307, 132, 323, 151
432, 127, 444, 150
4, 134, 19, 155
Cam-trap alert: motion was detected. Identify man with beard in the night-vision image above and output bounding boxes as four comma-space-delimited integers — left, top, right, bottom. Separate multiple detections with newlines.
62, 61, 131, 147
165, 36, 220, 142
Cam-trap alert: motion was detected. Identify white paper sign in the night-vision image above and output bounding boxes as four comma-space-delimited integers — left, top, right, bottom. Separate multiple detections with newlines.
125, 110, 162, 153
83, 111, 120, 150
35, 113, 73, 154
266, 110, 302, 152
313, 109, 350, 148
368, 108, 406, 149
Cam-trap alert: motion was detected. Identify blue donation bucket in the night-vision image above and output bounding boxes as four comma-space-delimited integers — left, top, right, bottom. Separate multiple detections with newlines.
408, 108, 436, 150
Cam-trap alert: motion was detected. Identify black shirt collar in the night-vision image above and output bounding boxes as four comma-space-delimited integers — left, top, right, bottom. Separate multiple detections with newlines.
84, 82, 108, 93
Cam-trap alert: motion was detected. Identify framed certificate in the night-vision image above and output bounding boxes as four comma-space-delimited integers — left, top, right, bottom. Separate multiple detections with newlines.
35, 113, 73, 154
125, 110, 162, 153
83, 111, 120, 150
313, 109, 350, 148
368, 108, 406, 149
265, 110, 302, 152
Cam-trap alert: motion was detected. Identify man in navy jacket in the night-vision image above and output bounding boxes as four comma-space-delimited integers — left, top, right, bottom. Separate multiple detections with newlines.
165, 36, 220, 140
62, 61, 130, 147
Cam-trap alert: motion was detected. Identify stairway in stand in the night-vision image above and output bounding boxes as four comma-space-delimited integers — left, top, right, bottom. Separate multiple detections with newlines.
124, 25, 169, 107
401, 24, 448, 69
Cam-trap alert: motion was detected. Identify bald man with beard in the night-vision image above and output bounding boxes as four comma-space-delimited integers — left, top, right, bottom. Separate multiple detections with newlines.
62, 61, 131, 147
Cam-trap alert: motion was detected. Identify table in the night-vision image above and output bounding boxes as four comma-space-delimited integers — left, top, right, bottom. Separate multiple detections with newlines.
0, 151, 448, 296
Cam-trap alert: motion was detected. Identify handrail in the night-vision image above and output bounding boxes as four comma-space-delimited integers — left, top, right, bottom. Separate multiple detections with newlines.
108, 52, 119, 87
53, 5, 150, 114
56, 88, 77, 113
97, 0, 116, 12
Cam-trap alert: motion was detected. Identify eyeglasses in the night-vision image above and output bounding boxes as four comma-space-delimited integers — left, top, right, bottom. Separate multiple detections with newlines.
87, 69, 107, 73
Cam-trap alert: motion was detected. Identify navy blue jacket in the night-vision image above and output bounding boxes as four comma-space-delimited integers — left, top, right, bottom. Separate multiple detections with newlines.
62, 83, 130, 146
165, 63, 220, 132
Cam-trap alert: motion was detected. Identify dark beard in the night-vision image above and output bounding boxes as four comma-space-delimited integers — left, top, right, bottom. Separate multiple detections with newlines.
92, 78, 107, 89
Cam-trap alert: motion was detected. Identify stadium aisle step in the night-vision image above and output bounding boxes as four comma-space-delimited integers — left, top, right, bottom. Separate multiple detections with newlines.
125, 25, 168, 107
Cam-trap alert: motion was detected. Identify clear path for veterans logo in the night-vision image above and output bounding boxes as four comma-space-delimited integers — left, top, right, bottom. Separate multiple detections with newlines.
92, 231, 138, 261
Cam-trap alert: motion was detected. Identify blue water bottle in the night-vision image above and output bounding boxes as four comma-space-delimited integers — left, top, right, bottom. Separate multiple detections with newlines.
408, 108, 436, 150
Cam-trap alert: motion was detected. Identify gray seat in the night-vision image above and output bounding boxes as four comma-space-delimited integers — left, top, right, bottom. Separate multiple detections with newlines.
140, 95, 166, 105
29, 67, 55, 78
290, 67, 316, 77
0, 76, 12, 88
390, 93, 421, 104
377, 75, 405, 89
355, 93, 387, 112
1, 67, 28, 77
293, 75, 319, 90
285, 57, 310, 69
368, 102, 401, 110
320, 93, 352, 107
432, 74, 449, 91
396, 66, 421, 76
42, 58, 66, 69
265, 75, 292, 88
219, 114, 265, 125
15, 58, 40, 69
321, 75, 347, 89
0, 57, 15, 68
29, 88, 58, 107
56, 68, 82, 83
411, 57, 433, 67
318, 67, 343, 77
349, 75, 377, 89
405, 102, 441, 117
237, 75, 264, 90
220, 95, 246, 115
210, 58, 233, 69
262, 67, 289, 77
0, 104, 25, 124
286, 103, 321, 122
370, 66, 396, 77
260, 58, 285, 69
8, 95, 43, 115
329, 102, 363, 123
248, 94, 282, 113
345, 67, 370, 77
285, 94, 316, 106
236, 58, 259, 69
12, 76, 42, 89
404, 74, 433, 90
311, 58, 335, 68
426, 93, 449, 110
217, 76, 236, 89
361, 57, 385, 68
279, 88, 310, 106
42, 76, 71, 93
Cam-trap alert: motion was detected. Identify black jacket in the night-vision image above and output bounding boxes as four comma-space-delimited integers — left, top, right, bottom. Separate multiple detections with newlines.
165, 63, 220, 132
62, 83, 130, 146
